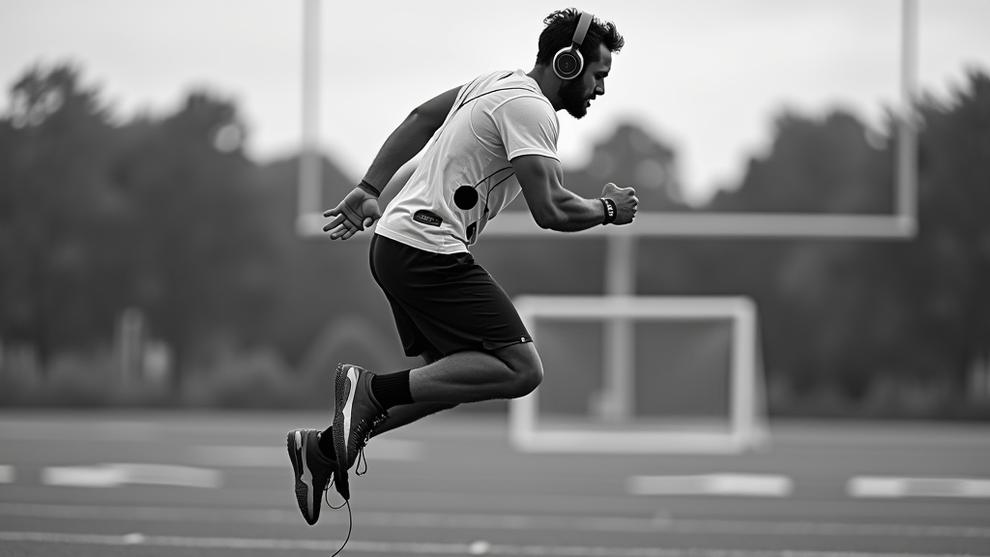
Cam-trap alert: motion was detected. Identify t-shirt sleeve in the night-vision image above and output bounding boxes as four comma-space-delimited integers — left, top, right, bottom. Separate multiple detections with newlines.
490, 96, 560, 161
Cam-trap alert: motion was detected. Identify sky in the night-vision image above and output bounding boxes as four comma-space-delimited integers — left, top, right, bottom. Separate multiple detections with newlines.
1, 0, 988, 205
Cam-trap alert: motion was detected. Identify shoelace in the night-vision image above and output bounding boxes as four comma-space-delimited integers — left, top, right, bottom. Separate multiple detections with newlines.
354, 411, 388, 477
322, 412, 385, 556
323, 478, 351, 557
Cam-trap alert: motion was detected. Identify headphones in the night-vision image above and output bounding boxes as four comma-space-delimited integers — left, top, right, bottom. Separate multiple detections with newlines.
552, 11, 594, 80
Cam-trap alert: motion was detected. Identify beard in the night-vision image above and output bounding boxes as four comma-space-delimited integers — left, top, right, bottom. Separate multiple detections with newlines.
559, 78, 590, 119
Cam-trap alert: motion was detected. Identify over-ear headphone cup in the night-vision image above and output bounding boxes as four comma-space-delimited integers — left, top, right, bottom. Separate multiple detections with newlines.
454, 185, 479, 210
553, 47, 583, 80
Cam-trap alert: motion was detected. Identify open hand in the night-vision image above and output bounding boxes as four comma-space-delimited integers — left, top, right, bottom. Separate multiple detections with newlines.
323, 187, 382, 240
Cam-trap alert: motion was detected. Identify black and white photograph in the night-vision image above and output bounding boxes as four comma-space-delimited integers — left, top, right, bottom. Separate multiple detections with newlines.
1, 1, 989, 556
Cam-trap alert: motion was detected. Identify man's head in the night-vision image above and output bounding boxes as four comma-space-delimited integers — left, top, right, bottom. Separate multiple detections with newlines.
535, 8, 625, 119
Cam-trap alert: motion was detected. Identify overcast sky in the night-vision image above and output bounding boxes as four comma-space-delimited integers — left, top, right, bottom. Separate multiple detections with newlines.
1, 0, 988, 204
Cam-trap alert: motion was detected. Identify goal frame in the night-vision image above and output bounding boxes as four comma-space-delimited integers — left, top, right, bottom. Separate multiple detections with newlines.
510, 295, 766, 454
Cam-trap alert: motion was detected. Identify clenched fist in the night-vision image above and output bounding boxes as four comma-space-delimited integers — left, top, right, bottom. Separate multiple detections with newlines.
601, 182, 638, 225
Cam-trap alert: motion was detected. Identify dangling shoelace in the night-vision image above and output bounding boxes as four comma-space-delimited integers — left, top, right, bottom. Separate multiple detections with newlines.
323, 478, 351, 557
322, 411, 386, 556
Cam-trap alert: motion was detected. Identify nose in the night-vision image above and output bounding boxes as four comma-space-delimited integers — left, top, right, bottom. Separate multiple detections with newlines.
595, 81, 605, 96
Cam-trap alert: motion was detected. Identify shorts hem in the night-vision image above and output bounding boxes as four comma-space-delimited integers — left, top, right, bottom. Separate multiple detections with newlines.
481, 335, 534, 352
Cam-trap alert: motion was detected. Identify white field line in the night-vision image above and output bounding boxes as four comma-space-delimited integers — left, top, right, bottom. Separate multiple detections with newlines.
848, 476, 990, 498
41, 464, 221, 488
0, 465, 14, 484
108, 463, 222, 487
40, 466, 126, 488
1, 503, 989, 539
0, 530, 985, 557
189, 439, 423, 467
628, 474, 793, 497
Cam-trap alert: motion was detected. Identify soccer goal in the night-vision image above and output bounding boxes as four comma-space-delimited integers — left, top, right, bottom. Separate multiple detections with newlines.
510, 295, 767, 454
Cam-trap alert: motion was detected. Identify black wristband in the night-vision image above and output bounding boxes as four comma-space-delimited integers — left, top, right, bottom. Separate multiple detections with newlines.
600, 197, 617, 225
357, 180, 381, 197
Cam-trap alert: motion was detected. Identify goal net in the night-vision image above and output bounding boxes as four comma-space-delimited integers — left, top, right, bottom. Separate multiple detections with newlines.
510, 295, 768, 453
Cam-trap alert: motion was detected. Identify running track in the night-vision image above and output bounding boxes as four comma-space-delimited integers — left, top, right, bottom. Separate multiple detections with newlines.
1, 411, 988, 556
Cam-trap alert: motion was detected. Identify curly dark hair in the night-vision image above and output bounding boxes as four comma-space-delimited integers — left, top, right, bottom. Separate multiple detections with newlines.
535, 8, 624, 68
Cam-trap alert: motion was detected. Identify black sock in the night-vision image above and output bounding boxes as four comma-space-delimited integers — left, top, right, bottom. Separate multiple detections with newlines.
371, 369, 413, 410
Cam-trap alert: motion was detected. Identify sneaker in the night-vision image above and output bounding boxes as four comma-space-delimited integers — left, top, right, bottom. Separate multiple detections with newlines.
331, 363, 388, 500
286, 428, 335, 525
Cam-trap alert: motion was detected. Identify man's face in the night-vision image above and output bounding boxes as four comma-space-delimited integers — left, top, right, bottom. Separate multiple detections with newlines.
560, 43, 612, 119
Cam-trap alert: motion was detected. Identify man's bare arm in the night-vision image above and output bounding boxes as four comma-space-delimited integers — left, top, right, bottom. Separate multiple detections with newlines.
512, 154, 637, 231
361, 86, 460, 191
323, 86, 460, 240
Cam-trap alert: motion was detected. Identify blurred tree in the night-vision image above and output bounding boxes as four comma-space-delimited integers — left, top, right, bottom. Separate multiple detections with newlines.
109, 91, 277, 386
709, 110, 891, 213
251, 155, 402, 370
1, 58, 987, 416
563, 121, 687, 211
690, 110, 891, 397
694, 72, 990, 410
0, 63, 125, 367
883, 70, 990, 390
800, 71, 990, 405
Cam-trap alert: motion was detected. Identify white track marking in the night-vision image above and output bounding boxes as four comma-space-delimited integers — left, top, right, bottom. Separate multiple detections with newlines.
190, 439, 422, 466
628, 474, 793, 497
40, 466, 127, 488
848, 476, 990, 498
2, 503, 989, 539
107, 463, 221, 488
41, 464, 220, 488
0, 531, 985, 557
0, 465, 14, 484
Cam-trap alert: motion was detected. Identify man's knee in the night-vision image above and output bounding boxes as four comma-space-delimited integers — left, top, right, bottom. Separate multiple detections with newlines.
496, 342, 543, 398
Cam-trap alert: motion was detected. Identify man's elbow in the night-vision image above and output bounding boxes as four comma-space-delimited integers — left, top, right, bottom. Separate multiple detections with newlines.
407, 106, 444, 133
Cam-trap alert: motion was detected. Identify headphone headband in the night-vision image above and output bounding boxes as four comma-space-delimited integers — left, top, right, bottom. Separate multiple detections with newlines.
571, 11, 593, 48
552, 11, 595, 80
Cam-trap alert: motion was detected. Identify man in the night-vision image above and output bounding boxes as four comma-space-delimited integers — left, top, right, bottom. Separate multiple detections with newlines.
287, 8, 636, 525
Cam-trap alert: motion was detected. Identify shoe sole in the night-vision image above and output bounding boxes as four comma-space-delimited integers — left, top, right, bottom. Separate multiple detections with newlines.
332, 364, 356, 500
286, 430, 319, 525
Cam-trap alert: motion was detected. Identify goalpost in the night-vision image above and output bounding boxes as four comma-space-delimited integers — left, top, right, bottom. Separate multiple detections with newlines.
296, 1, 919, 240
295, 1, 920, 454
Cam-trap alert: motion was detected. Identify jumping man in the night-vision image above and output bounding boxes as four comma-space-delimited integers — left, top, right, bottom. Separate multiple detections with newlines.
287, 8, 636, 525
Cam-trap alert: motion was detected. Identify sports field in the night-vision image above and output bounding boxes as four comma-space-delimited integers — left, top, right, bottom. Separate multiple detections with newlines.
1, 410, 988, 556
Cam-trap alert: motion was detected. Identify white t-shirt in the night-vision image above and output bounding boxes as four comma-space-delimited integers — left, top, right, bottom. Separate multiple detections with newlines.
375, 69, 560, 254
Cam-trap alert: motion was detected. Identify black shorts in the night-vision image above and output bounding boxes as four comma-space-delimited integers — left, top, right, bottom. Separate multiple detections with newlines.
369, 234, 533, 358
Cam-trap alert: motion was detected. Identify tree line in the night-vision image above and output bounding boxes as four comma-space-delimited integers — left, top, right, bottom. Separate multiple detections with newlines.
1, 62, 988, 417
